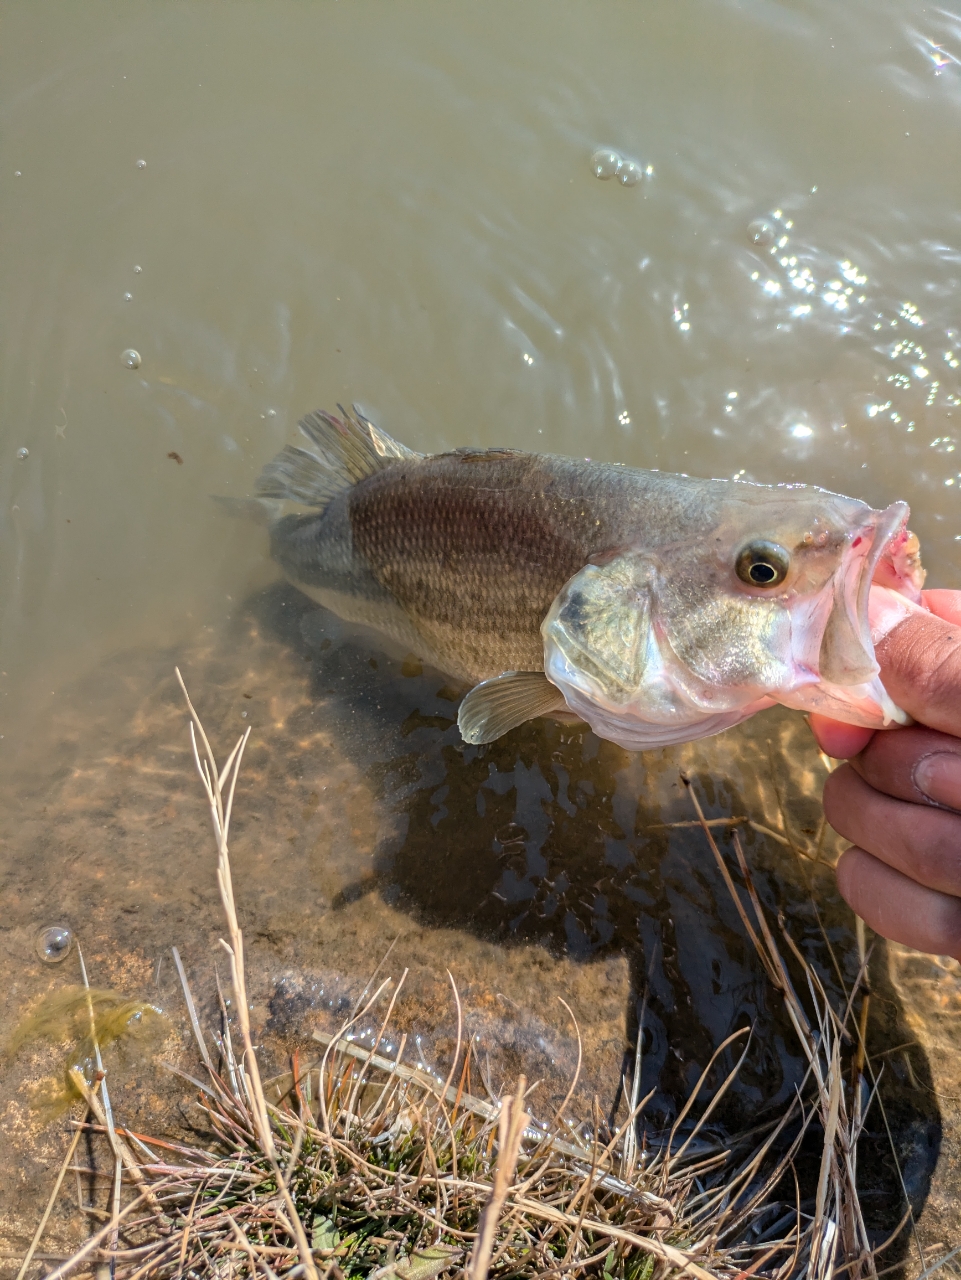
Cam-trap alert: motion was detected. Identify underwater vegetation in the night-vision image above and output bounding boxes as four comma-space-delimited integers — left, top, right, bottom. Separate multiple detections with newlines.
7, 985, 165, 1119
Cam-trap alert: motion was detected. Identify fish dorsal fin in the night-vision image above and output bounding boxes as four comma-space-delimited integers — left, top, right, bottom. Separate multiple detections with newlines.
457, 671, 568, 745
254, 405, 421, 509
352, 406, 421, 462
253, 445, 345, 506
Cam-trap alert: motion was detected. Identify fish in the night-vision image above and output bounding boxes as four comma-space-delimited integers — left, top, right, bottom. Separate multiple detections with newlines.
247, 405, 927, 751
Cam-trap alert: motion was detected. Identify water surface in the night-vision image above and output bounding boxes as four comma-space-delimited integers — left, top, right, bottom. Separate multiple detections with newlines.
2, 0, 960, 1260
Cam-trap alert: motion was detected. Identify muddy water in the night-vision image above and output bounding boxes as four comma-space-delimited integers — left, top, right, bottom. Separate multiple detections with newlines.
2, 0, 961, 1263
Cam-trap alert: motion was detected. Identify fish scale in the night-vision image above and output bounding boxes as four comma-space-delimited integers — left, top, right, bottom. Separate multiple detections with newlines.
347, 455, 627, 678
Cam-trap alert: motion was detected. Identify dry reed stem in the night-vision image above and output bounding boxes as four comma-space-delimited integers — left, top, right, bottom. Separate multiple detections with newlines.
176, 668, 319, 1280
466, 1075, 530, 1280
13, 1081, 102, 1280
67, 1070, 166, 1223
41, 1190, 160, 1280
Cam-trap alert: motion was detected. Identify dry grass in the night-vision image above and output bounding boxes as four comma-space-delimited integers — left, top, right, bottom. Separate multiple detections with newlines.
8, 678, 951, 1279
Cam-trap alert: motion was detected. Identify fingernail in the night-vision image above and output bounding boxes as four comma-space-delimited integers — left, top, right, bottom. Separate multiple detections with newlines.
914, 752, 961, 808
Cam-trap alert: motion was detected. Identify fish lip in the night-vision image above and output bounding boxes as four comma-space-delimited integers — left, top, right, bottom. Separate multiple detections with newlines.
852, 500, 911, 658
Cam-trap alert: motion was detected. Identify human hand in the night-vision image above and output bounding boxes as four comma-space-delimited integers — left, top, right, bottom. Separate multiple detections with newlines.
809, 589, 961, 960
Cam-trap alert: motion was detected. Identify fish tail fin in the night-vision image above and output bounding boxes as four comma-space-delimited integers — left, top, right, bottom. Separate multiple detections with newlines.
254, 404, 420, 510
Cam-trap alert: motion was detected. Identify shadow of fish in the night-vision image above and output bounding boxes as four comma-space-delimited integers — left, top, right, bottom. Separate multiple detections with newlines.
239, 405, 926, 750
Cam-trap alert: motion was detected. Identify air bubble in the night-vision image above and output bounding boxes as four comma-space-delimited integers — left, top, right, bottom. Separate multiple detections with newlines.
617, 160, 641, 187
748, 219, 776, 248
16, 447, 29, 461
133, 265, 142, 273
590, 149, 620, 180
123, 292, 133, 302
135, 158, 147, 169
37, 924, 73, 964
121, 349, 141, 369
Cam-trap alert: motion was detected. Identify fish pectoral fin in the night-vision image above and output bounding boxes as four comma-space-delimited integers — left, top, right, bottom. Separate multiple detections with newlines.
457, 672, 568, 745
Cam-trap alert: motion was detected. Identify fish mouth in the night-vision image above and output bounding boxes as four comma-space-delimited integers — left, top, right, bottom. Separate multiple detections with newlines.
818, 502, 909, 687
802, 500, 923, 727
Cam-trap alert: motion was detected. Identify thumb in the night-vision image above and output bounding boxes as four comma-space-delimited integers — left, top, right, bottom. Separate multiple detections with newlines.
808, 589, 961, 756
873, 589, 961, 736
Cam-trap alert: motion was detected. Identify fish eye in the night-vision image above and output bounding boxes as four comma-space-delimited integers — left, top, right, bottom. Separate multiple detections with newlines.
735, 540, 791, 588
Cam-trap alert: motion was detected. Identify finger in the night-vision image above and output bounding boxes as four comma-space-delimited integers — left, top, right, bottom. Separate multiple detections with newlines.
823, 764, 961, 895
805, 590, 961, 755
808, 714, 875, 759
836, 847, 961, 960
848, 725, 961, 808
923, 588, 961, 628
874, 606, 961, 737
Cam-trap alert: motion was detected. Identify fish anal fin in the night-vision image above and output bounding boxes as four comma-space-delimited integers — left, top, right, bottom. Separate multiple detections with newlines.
457, 671, 568, 745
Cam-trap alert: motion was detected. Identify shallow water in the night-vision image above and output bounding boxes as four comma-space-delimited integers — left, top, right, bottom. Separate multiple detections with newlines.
2, 0, 961, 1261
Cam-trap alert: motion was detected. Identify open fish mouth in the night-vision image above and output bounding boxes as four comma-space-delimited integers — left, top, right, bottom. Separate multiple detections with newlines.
785, 501, 926, 728
818, 501, 911, 687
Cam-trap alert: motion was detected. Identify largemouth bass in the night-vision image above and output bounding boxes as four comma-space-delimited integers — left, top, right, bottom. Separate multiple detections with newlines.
251, 406, 926, 750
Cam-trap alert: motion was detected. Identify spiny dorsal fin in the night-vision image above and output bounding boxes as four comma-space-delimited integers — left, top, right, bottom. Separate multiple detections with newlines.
254, 404, 421, 509
457, 671, 568, 745
347, 405, 421, 463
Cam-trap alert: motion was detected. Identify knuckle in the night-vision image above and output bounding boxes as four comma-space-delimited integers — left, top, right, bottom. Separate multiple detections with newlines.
907, 813, 961, 893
